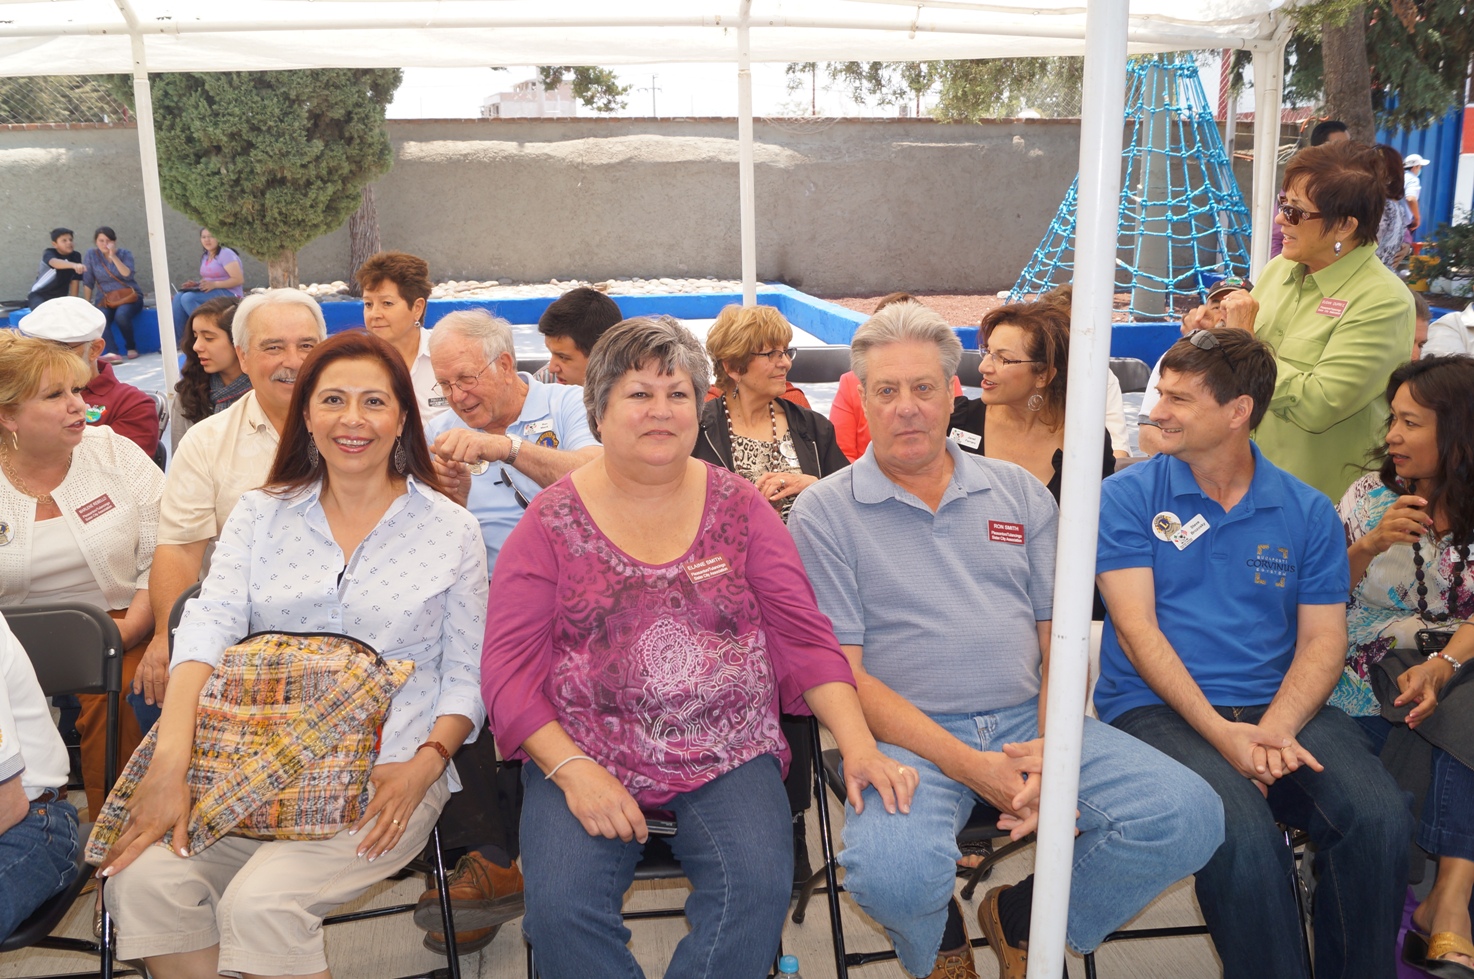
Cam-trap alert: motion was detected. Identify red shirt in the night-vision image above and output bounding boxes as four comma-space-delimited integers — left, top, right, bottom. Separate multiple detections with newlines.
83, 362, 159, 458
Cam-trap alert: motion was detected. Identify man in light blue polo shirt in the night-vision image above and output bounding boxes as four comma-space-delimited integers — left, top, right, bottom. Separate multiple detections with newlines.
789, 302, 1222, 979
1097, 326, 1410, 979
415, 308, 601, 954
425, 309, 601, 573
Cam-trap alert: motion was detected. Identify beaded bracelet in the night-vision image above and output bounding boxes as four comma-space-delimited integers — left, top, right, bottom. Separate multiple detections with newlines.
1427, 651, 1462, 672
416, 740, 452, 766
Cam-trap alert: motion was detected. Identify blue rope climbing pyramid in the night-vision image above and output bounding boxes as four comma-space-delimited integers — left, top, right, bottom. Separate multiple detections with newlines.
1011, 55, 1253, 319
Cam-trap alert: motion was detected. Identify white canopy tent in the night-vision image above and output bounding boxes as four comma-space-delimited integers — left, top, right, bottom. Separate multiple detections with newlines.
0, 2, 1293, 974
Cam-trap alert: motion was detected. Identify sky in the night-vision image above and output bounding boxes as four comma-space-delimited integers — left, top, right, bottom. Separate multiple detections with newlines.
388, 63, 922, 119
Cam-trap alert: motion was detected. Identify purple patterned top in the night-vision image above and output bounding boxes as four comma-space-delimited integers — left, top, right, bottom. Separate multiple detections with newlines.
483, 463, 854, 805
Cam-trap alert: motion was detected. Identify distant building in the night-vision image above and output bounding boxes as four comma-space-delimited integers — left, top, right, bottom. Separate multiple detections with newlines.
481, 79, 577, 119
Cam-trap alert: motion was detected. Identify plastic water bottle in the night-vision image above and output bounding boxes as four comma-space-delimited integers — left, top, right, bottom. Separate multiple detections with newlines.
777, 955, 801, 978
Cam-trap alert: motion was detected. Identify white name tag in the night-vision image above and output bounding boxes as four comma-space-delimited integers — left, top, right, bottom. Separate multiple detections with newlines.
1170, 513, 1211, 551
949, 428, 982, 450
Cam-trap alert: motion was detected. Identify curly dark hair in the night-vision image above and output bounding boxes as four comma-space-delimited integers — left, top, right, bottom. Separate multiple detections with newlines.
1373, 356, 1474, 548
175, 296, 243, 424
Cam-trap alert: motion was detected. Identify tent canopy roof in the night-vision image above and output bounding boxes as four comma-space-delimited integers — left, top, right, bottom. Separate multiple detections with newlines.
0, 0, 1287, 77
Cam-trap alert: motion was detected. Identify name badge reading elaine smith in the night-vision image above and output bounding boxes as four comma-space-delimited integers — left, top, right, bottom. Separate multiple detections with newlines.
1316, 297, 1349, 318
988, 520, 1026, 545
683, 555, 733, 584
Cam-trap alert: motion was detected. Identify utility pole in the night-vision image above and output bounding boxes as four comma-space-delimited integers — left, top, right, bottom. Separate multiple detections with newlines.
637, 74, 661, 118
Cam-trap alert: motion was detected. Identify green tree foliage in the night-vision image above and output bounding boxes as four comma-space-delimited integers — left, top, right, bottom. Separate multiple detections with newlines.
786, 58, 1081, 119
0, 76, 128, 124
537, 67, 632, 113
106, 69, 401, 286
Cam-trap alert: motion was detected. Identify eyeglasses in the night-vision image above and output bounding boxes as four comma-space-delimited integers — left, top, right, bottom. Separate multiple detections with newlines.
1185, 329, 1237, 373
1276, 194, 1324, 226
752, 347, 798, 363
432, 360, 495, 395
980, 348, 1042, 368
499, 467, 530, 510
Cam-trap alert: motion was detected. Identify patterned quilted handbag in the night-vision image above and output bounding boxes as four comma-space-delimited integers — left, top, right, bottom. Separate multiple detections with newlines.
87, 631, 413, 863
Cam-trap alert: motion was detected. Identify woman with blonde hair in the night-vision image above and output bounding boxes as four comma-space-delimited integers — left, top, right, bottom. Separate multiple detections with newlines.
694, 304, 848, 522
0, 332, 162, 816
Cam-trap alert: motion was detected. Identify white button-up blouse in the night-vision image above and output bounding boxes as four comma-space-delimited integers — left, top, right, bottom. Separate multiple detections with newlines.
172, 476, 488, 790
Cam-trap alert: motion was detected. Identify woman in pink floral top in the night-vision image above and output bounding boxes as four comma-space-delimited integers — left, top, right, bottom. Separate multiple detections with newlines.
484, 315, 912, 979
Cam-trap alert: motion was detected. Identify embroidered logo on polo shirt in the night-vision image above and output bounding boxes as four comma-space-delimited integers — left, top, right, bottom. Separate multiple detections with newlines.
85, 403, 105, 424
1248, 544, 1295, 587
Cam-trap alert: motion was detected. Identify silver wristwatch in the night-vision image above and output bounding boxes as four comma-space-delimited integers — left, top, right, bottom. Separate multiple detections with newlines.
506, 433, 523, 465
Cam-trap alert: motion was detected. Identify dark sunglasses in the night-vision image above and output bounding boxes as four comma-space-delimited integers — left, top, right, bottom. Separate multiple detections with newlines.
1185, 329, 1237, 373
499, 467, 530, 510
1276, 194, 1324, 226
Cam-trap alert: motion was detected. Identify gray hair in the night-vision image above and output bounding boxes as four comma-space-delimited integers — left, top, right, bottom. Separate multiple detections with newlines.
232, 289, 326, 352
583, 316, 711, 439
427, 308, 516, 365
851, 300, 963, 390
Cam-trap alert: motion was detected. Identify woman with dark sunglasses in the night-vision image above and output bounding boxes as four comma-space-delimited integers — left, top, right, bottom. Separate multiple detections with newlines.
1189, 140, 1415, 501
693, 304, 848, 523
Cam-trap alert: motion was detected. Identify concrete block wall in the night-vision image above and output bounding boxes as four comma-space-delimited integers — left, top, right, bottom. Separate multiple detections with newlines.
0, 116, 1267, 302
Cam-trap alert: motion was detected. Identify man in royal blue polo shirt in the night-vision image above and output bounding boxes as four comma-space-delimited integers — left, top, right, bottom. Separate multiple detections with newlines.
1096, 326, 1411, 979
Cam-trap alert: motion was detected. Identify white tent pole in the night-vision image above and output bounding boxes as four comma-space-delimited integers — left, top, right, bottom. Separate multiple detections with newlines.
1025, 0, 1130, 975
1248, 24, 1291, 278
120, 13, 180, 389
737, 0, 758, 305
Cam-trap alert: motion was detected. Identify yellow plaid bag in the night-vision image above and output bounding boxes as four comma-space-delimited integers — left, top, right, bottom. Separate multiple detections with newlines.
87, 631, 413, 864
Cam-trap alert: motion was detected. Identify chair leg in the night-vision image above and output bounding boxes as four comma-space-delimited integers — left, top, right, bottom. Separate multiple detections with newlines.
1286, 828, 1314, 979
809, 719, 849, 979
101, 880, 115, 979
1084, 950, 1097, 979
526, 940, 537, 979
429, 825, 461, 979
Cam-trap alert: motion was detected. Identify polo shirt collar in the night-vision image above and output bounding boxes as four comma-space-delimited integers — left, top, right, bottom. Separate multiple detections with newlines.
515, 372, 550, 425
1164, 441, 1284, 515
1280, 241, 1377, 295
85, 360, 118, 396
241, 391, 274, 434
851, 438, 990, 508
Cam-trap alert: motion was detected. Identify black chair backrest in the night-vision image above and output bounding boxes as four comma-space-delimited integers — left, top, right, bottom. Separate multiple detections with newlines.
956, 350, 983, 388
516, 357, 546, 376
6, 603, 122, 698
1108, 357, 1153, 394
167, 582, 204, 656
784, 346, 854, 385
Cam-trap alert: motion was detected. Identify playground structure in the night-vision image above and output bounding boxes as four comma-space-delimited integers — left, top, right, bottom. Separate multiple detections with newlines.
1012, 54, 1253, 320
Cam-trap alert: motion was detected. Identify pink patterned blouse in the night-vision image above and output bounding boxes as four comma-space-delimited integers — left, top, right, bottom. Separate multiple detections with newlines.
483, 463, 854, 806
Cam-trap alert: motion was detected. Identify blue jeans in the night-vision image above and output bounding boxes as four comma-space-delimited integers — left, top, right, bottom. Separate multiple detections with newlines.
0, 797, 80, 942
1114, 703, 1411, 979
520, 754, 792, 979
1420, 747, 1474, 862
101, 296, 145, 354
172, 288, 236, 340
839, 699, 1224, 977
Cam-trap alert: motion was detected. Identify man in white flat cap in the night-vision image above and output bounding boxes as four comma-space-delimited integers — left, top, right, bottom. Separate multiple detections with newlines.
1404, 153, 1430, 238
18, 296, 159, 458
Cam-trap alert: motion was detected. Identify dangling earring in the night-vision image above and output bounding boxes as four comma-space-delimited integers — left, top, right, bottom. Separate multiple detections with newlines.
306, 435, 320, 468
392, 436, 408, 474
1027, 393, 1045, 412
1333, 240, 1342, 256
7, 431, 16, 452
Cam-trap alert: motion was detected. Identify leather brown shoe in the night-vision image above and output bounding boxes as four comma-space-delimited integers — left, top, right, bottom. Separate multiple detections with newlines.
413, 852, 525, 932
927, 941, 979, 979
422, 924, 498, 955
978, 885, 1028, 979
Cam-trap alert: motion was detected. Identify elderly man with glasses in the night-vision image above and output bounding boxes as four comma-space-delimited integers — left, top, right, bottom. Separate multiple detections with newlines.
1097, 326, 1411, 979
415, 308, 601, 955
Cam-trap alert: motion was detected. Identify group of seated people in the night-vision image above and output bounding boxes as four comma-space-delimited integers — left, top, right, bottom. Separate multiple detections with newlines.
26, 226, 154, 362
0, 136, 1469, 979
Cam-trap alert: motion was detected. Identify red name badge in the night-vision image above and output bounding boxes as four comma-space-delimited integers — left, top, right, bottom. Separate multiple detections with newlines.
683, 555, 732, 584
76, 494, 116, 524
988, 520, 1026, 545
1316, 297, 1349, 318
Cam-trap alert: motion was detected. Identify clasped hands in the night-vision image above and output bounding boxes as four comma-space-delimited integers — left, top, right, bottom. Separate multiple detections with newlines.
1211, 719, 1322, 797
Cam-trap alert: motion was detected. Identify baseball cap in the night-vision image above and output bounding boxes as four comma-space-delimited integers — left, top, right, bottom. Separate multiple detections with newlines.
1405, 154, 1432, 169
1206, 275, 1253, 301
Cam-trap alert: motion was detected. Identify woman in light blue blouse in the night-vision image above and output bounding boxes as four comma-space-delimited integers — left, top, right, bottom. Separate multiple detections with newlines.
99, 329, 488, 979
